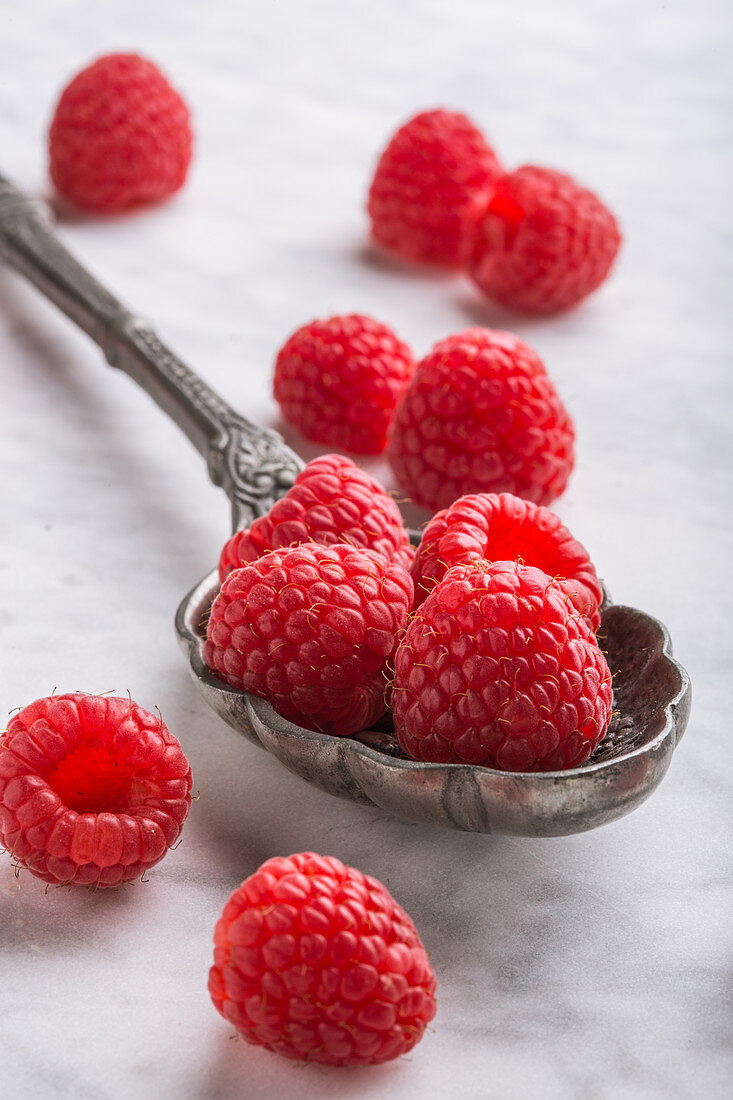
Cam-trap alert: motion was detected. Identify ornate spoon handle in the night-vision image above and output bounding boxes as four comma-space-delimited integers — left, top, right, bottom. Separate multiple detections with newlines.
0, 173, 302, 530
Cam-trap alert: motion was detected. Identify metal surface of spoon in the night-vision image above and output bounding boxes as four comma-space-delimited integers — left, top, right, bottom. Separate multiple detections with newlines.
0, 174, 691, 836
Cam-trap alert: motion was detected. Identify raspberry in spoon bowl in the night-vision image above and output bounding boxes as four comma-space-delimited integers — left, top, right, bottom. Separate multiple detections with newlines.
205, 543, 413, 736
412, 491, 602, 629
393, 560, 613, 770
218, 454, 413, 582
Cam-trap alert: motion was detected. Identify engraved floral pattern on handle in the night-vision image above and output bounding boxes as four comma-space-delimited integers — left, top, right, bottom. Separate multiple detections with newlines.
0, 172, 303, 530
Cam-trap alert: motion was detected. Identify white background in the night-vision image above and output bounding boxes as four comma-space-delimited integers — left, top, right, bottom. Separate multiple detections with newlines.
1, 1, 731, 1097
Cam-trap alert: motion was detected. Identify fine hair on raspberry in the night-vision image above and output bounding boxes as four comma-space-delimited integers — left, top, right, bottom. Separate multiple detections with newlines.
273, 314, 415, 455
393, 560, 613, 771
209, 851, 437, 1065
49, 52, 193, 213
205, 543, 414, 736
218, 453, 413, 582
0, 693, 192, 887
388, 327, 574, 513
412, 491, 603, 629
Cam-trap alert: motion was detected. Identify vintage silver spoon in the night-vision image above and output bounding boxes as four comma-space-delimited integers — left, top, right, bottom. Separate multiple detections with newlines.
0, 174, 690, 836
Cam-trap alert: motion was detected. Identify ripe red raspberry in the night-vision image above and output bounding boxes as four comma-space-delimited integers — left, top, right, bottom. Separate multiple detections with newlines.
204, 544, 413, 736
49, 53, 193, 213
387, 328, 574, 513
467, 165, 621, 314
218, 454, 414, 582
273, 315, 414, 455
393, 560, 613, 770
412, 492, 602, 629
0, 693, 192, 887
209, 851, 437, 1065
367, 109, 503, 268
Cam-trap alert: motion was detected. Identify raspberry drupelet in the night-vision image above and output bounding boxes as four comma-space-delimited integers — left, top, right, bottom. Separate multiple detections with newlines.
467, 165, 621, 314
273, 315, 415, 455
412, 492, 603, 629
205, 543, 414, 736
0, 693, 192, 887
218, 454, 414, 582
209, 851, 437, 1065
49, 52, 193, 213
387, 327, 574, 513
393, 560, 613, 771
367, 108, 503, 268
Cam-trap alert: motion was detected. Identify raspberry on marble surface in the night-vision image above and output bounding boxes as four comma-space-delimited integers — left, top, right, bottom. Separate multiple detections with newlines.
0, 693, 192, 887
49, 52, 193, 213
218, 453, 414, 582
205, 543, 413, 736
467, 165, 621, 314
412, 491, 602, 629
367, 108, 503, 267
209, 851, 437, 1065
387, 327, 574, 513
393, 560, 613, 770
273, 314, 415, 455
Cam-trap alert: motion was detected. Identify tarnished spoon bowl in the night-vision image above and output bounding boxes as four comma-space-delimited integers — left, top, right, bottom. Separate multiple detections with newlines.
176, 569, 689, 835
0, 173, 690, 836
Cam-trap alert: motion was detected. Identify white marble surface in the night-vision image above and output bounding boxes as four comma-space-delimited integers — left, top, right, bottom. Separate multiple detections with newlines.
1, 1, 731, 1097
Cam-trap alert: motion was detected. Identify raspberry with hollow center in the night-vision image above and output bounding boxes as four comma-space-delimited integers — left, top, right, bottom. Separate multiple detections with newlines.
273, 315, 414, 455
49, 52, 193, 213
412, 492, 602, 629
393, 560, 613, 770
367, 108, 503, 268
205, 543, 413, 736
218, 453, 413, 582
209, 851, 437, 1065
467, 165, 621, 314
0, 693, 192, 887
387, 327, 574, 513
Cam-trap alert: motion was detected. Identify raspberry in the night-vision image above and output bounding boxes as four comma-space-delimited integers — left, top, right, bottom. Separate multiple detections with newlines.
0, 693, 192, 887
467, 165, 621, 314
412, 492, 602, 629
367, 109, 503, 268
209, 851, 437, 1065
218, 454, 414, 582
393, 560, 613, 770
49, 53, 193, 213
204, 544, 413, 736
273, 315, 414, 455
387, 328, 574, 512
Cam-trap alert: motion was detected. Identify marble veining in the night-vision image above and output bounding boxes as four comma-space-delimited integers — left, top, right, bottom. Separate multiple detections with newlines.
1, 1, 731, 1098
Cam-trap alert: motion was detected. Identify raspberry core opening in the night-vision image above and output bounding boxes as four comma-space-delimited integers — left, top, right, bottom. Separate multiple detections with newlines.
45, 744, 134, 814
